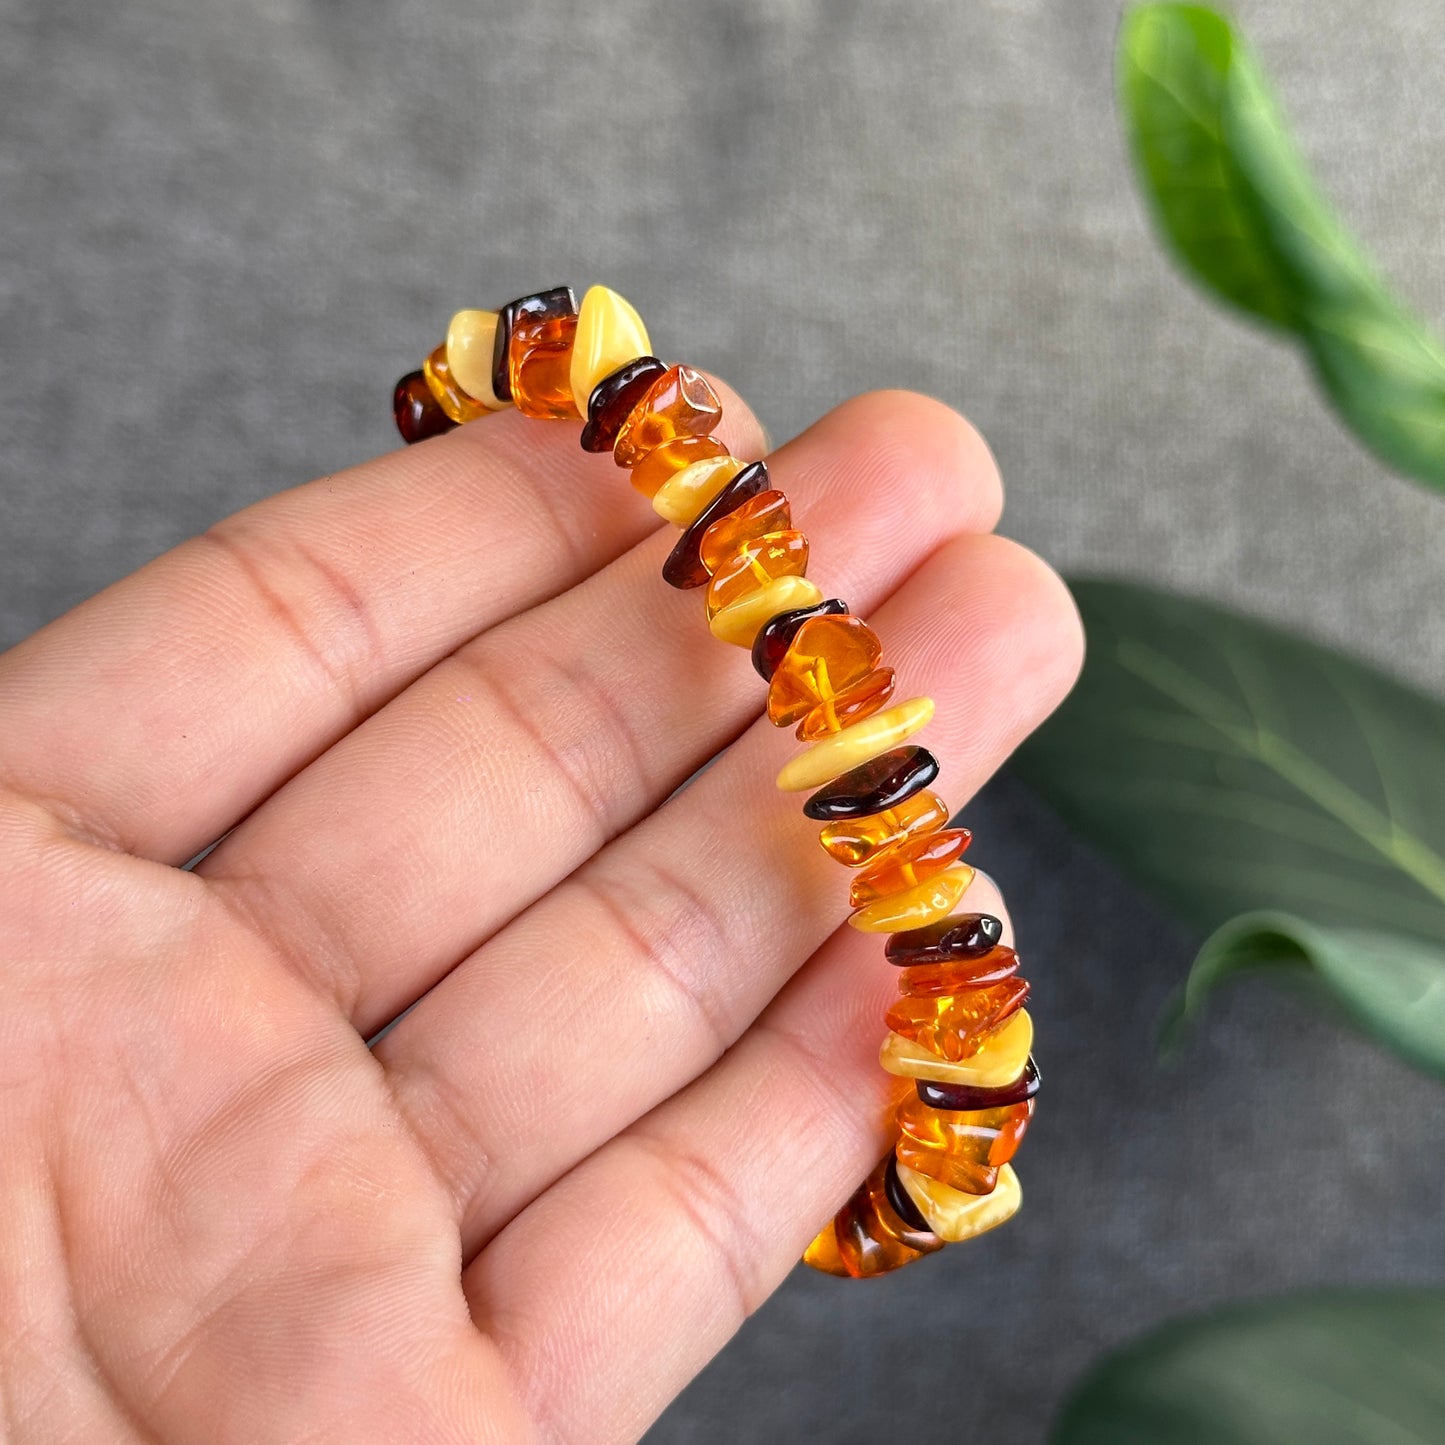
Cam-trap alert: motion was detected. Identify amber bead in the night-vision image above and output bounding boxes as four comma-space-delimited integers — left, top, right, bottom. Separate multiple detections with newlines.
750, 597, 850, 681
802, 1221, 851, 1277
832, 1155, 943, 1278
613, 364, 723, 467
848, 864, 974, 933
569, 285, 651, 413
880, 1010, 1034, 1087
629, 436, 731, 502
699, 491, 791, 573
424, 345, 494, 424
652, 454, 746, 525
885, 911, 1005, 967
662, 459, 771, 589
849, 827, 973, 907
706, 533, 808, 620
778, 698, 934, 794
491, 286, 576, 403
508, 311, 582, 420
897, 1161, 1022, 1244
393, 370, 458, 444
445, 309, 506, 409
884, 1153, 931, 1232
802, 746, 940, 822
710, 576, 823, 647
885, 978, 1031, 1062
898, 946, 1021, 997
794, 668, 896, 742
895, 1095, 1034, 1195
766, 614, 882, 727
580, 356, 666, 452
917, 1056, 1041, 1112
817, 790, 950, 867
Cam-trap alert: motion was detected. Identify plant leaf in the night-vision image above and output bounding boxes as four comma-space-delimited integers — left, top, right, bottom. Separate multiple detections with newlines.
1164, 910, 1445, 1081
1119, 4, 1445, 493
1051, 1289, 1445, 1445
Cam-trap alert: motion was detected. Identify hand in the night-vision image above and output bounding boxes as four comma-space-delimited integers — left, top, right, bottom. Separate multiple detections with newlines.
0, 385, 1082, 1444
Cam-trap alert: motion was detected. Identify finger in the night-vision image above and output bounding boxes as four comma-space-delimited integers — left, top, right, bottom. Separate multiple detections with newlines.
200, 391, 1005, 1026
379, 531, 1081, 1259
466, 877, 1016, 1444
0, 389, 763, 864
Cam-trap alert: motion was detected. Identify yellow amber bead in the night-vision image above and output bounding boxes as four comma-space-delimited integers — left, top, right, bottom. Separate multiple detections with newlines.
879, 1011, 1034, 1086
818, 791, 951, 867
897, 1162, 1021, 1243
652, 454, 747, 525
775, 696, 936, 793
569, 285, 652, 413
848, 865, 975, 933
802, 1221, 851, 1277
709, 576, 824, 647
445, 310, 506, 409
424, 345, 494, 424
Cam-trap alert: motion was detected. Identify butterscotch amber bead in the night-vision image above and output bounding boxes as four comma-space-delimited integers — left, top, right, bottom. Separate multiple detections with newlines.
613, 364, 723, 467
491, 287, 576, 403
899, 946, 1021, 997
803, 746, 940, 822
917, 1056, 1040, 1112
885, 978, 1031, 1062
750, 597, 850, 680
424, 345, 494, 424
817, 790, 950, 867
879, 1010, 1034, 1086
766, 614, 882, 728
698, 491, 792, 574
833, 1156, 943, 1278
445, 309, 506, 409
393, 370, 458, 444
897, 1161, 1022, 1244
652, 454, 747, 525
848, 864, 974, 933
777, 697, 935, 794
569, 285, 651, 413
802, 1221, 851, 1277
705, 529, 809, 619
885, 911, 1005, 967
662, 460, 771, 589
629, 436, 730, 502
895, 1095, 1034, 1195
849, 827, 972, 907
580, 356, 666, 452
709, 576, 824, 647
795, 668, 896, 741
508, 312, 582, 420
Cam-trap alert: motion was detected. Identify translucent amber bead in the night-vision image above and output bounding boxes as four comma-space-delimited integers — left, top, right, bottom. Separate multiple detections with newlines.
705, 530, 809, 619
885, 978, 1030, 1061
885, 911, 1004, 967
848, 864, 974, 933
491, 287, 576, 403
777, 697, 935, 794
569, 285, 651, 414
899, 946, 1021, 997
895, 1095, 1034, 1194
662, 460, 771, 589
833, 1156, 943, 1278
424, 345, 494, 424
795, 668, 896, 741
580, 356, 666, 452
629, 436, 730, 502
508, 311, 581, 420
699, 491, 792, 574
709, 576, 824, 647
750, 597, 850, 681
766, 614, 882, 728
803, 745, 940, 822
884, 1154, 932, 1232
802, 1221, 850, 1277
897, 1161, 1022, 1244
817, 790, 949, 866
393, 370, 458, 444
652, 454, 746, 525
445, 310, 506, 409
849, 828, 972, 907
613, 364, 723, 467
917, 1056, 1040, 1112
879, 1010, 1034, 1086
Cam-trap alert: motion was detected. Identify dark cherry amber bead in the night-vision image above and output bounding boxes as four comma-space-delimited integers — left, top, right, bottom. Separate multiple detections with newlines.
750, 597, 850, 681
898, 946, 1022, 997
491, 286, 577, 403
393, 370, 458, 444
885, 912, 1005, 967
884, 1153, 931, 1233
580, 356, 666, 452
916, 1056, 1041, 1112
662, 459, 770, 589
800, 745, 940, 821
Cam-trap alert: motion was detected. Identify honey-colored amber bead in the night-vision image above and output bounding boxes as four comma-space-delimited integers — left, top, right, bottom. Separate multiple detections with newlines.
698, 491, 793, 574
766, 614, 883, 728
817, 790, 951, 867
445, 310, 507, 409
802, 1221, 851, 1277
879, 1010, 1034, 1086
850, 827, 973, 907
885, 978, 1030, 1061
917, 1056, 1040, 1112
751, 597, 850, 680
795, 668, 896, 741
508, 311, 581, 420
895, 1094, 1034, 1194
776, 697, 935, 793
885, 911, 1004, 966
833, 1156, 943, 1278
803, 746, 940, 821
629, 436, 730, 502
569, 285, 651, 414
393, 370, 458, 444
424, 345, 494, 424
897, 1161, 1022, 1244
899, 946, 1021, 997
491, 287, 576, 403
709, 576, 824, 647
613, 364, 723, 467
580, 356, 666, 452
662, 460, 772, 589
705, 530, 809, 619
652, 454, 747, 525
848, 864, 975, 933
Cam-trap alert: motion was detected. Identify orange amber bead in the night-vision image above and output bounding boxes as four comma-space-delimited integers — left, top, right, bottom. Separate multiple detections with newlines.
697, 490, 791, 572
849, 827, 973, 907
612, 364, 723, 466
817, 790, 950, 867
629, 435, 731, 500
795, 666, 896, 741
765, 614, 882, 728
424, 345, 493, 424
705, 532, 809, 618
832, 1155, 943, 1278
508, 312, 581, 420
899, 946, 1022, 998
885, 978, 1031, 1062
894, 1095, 1034, 1195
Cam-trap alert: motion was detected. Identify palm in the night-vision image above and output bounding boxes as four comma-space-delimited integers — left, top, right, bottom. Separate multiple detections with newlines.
0, 386, 1080, 1444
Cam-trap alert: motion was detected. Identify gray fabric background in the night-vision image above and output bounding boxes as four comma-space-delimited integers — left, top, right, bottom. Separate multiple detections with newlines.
3, 1, 1443, 1441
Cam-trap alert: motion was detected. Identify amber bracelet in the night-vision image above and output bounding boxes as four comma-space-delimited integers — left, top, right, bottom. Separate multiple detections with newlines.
392, 286, 1036, 1278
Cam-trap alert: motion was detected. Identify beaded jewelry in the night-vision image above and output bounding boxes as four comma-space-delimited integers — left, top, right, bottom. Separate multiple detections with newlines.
392, 285, 1037, 1278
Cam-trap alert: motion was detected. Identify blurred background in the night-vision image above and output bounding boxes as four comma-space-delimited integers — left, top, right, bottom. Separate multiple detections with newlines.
3, 1, 1443, 1440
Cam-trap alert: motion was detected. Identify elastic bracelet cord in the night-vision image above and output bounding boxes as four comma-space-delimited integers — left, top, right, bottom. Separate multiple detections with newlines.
393, 285, 1038, 1278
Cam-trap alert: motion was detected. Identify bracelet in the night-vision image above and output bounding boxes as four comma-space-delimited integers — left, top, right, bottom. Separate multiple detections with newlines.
392, 285, 1037, 1278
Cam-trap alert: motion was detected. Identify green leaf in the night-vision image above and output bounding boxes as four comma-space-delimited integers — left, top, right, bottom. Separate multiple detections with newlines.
1051, 1289, 1445, 1445
1165, 910, 1445, 1081
1012, 580, 1445, 943
1119, 4, 1445, 493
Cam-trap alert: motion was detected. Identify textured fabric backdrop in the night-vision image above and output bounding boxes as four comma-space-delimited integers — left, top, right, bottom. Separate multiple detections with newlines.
3, 1, 1443, 1441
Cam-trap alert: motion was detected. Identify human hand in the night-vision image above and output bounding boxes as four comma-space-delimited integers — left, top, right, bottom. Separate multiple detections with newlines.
0, 384, 1082, 1444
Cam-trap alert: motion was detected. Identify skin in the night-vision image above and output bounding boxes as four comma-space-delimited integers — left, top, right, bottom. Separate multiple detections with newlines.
0, 383, 1083, 1445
